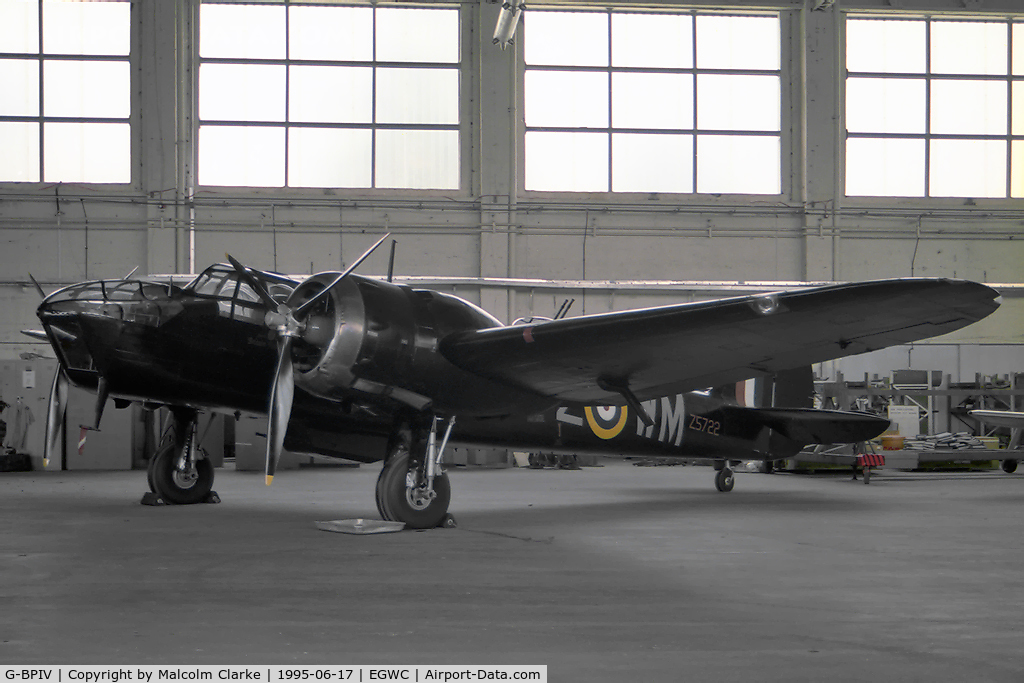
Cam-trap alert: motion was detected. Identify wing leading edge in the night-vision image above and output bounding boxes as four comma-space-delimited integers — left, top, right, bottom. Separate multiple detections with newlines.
968, 410, 1024, 429
439, 278, 1000, 405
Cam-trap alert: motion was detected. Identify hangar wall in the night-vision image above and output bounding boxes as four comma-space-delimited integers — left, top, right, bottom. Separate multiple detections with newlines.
1, 0, 1021, 371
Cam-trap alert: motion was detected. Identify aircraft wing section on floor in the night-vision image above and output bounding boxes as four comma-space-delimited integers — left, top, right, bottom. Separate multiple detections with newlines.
440, 278, 1000, 406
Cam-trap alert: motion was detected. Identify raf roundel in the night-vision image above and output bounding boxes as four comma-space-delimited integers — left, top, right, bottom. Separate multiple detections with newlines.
584, 405, 629, 439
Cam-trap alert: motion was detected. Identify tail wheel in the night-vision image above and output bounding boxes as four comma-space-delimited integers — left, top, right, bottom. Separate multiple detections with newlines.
151, 443, 215, 505
715, 467, 735, 493
376, 446, 451, 530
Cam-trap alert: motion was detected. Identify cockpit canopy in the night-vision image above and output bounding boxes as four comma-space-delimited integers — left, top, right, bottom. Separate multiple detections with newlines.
185, 264, 297, 305
44, 279, 176, 304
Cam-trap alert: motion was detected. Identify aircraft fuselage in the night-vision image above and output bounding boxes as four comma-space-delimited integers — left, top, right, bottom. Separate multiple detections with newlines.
35, 269, 888, 468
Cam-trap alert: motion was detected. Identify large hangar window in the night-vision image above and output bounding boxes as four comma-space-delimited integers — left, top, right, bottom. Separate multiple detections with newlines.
846, 16, 1023, 198
197, 2, 460, 190
523, 10, 781, 195
0, 0, 131, 183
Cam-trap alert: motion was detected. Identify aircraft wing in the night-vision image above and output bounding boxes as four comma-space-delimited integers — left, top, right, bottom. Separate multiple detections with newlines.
969, 410, 1024, 429
440, 278, 1000, 405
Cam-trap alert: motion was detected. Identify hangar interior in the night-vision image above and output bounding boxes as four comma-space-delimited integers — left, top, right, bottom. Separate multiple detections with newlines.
0, 0, 1021, 470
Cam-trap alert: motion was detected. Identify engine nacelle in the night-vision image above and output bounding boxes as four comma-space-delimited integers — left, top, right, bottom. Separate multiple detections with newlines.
287, 273, 528, 415
287, 273, 367, 399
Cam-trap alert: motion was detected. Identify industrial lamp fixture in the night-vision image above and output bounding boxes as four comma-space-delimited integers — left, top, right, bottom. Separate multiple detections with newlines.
492, 0, 524, 49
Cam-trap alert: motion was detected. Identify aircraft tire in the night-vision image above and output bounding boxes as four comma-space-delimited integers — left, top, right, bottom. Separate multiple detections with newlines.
1002, 459, 1018, 474
715, 467, 735, 493
146, 449, 161, 493
376, 449, 451, 530
376, 428, 412, 520
151, 445, 215, 505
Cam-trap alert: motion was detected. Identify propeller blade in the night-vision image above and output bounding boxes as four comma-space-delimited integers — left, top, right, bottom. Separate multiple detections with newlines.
265, 335, 294, 485
28, 274, 46, 299
293, 233, 390, 320
44, 367, 69, 468
386, 239, 397, 283
91, 376, 109, 431
225, 254, 282, 313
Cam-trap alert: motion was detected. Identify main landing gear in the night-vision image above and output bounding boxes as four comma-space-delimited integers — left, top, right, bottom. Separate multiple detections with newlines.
376, 416, 457, 530
143, 408, 218, 506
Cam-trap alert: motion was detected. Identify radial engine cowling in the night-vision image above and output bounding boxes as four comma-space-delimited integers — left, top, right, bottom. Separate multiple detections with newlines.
286, 273, 367, 399
284, 273, 509, 413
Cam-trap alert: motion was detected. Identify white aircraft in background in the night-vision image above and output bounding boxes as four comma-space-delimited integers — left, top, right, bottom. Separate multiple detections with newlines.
969, 410, 1024, 473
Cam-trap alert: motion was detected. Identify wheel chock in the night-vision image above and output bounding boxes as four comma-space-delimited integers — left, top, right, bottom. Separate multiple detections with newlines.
140, 491, 220, 506
438, 513, 457, 529
140, 492, 166, 506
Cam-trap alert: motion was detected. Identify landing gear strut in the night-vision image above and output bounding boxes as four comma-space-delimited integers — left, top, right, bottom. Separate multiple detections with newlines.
376, 417, 456, 529
144, 408, 217, 505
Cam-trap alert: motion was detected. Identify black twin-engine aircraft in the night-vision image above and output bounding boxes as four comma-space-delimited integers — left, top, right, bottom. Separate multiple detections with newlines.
30, 235, 1001, 528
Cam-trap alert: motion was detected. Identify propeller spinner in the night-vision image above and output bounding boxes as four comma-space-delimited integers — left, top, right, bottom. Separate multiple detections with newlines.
226, 233, 391, 485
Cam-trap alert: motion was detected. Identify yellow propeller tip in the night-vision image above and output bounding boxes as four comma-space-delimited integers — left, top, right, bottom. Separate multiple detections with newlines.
42, 459, 49, 468
265, 475, 274, 486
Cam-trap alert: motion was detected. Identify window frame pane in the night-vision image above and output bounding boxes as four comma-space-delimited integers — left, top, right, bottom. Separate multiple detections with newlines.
525, 131, 609, 192
43, 121, 131, 184
375, 129, 460, 190
525, 70, 609, 128
0, 0, 133, 185
696, 134, 780, 195
612, 132, 694, 193
197, 2, 462, 191
198, 3, 285, 59
43, 0, 130, 57
289, 5, 373, 62
0, 121, 40, 182
288, 128, 373, 189
197, 125, 286, 187
930, 20, 1007, 76
845, 15, 1018, 200
611, 72, 693, 130
0, 0, 39, 54
929, 138, 1007, 198
845, 137, 926, 197
0, 59, 40, 117
523, 9, 781, 196
846, 77, 926, 135
43, 59, 131, 118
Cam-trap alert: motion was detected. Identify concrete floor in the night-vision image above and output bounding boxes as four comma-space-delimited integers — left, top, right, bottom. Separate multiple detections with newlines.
2, 460, 1023, 681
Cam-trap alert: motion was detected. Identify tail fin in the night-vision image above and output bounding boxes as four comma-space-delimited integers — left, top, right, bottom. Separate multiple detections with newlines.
718, 366, 888, 458
767, 366, 815, 408
711, 366, 815, 408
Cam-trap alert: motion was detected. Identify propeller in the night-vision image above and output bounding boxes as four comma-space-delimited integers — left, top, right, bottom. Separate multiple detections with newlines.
44, 366, 69, 468
28, 273, 46, 299
226, 233, 391, 485
265, 335, 293, 484
29, 273, 66, 468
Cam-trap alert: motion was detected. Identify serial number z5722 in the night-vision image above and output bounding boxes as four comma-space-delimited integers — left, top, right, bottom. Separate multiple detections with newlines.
688, 414, 720, 436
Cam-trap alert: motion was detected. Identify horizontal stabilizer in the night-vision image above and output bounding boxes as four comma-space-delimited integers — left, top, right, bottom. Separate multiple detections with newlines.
721, 406, 890, 446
